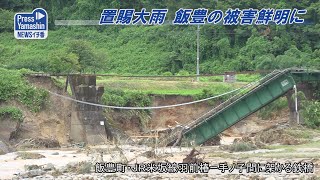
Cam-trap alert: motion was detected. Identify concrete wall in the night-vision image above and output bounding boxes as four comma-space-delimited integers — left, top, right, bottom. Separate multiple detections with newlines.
68, 75, 109, 144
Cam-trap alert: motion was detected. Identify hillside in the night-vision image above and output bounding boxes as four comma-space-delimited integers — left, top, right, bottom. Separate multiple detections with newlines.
0, 1, 319, 75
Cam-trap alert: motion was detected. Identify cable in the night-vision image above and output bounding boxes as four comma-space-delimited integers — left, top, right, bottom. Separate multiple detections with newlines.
47, 70, 280, 110
48, 87, 241, 110
27, 70, 270, 78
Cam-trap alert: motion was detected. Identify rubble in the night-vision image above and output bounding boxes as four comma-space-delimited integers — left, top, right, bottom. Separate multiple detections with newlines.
17, 152, 45, 159
182, 148, 203, 163
65, 161, 92, 174
42, 163, 55, 171
253, 128, 304, 145
203, 135, 221, 146
15, 138, 60, 149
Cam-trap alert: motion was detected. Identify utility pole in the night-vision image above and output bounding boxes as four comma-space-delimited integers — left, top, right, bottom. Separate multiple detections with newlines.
294, 85, 300, 124
196, 25, 200, 81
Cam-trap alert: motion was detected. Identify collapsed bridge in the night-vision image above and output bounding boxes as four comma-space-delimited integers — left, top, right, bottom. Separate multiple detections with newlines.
160, 69, 320, 146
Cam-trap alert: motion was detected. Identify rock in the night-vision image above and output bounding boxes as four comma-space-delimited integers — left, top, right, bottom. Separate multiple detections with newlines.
28, 169, 45, 177
24, 164, 41, 171
59, 165, 68, 173
52, 152, 59, 155
66, 161, 78, 167
20, 172, 29, 178
0, 141, 10, 154
11, 176, 20, 180
43, 163, 55, 171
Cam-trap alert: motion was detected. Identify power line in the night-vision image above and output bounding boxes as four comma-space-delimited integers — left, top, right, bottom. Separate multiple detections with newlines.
47, 87, 241, 110
45, 70, 278, 110
26, 70, 270, 78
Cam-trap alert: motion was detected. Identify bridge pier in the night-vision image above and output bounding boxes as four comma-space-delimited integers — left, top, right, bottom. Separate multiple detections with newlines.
68, 75, 113, 144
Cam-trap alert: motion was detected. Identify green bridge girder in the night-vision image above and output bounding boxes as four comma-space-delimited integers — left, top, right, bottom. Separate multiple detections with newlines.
181, 69, 320, 145
291, 70, 320, 82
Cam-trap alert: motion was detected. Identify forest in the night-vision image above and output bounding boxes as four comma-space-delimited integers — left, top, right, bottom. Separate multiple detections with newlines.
0, 0, 319, 75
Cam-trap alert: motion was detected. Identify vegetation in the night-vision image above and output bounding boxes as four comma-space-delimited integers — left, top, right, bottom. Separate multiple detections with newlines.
301, 100, 320, 129
0, 1, 319, 126
0, 1, 319, 74
101, 89, 152, 129
258, 97, 288, 120
295, 89, 320, 129
193, 85, 234, 105
228, 142, 257, 152
0, 68, 48, 112
96, 78, 244, 96
102, 89, 151, 107
0, 106, 23, 122
284, 127, 320, 139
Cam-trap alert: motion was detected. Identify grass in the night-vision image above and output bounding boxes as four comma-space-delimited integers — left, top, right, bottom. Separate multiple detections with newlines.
96, 79, 245, 96
208, 141, 320, 159
208, 126, 320, 159
54, 73, 258, 96
0, 106, 23, 122
56, 76, 246, 96
266, 141, 320, 150
237, 74, 261, 82
284, 127, 319, 139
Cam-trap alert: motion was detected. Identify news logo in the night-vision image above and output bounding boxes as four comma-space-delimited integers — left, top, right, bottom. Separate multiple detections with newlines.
14, 8, 48, 39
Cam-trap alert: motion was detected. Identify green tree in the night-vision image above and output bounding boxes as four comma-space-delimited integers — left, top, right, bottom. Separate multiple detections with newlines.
302, 100, 320, 129
67, 40, 97, 72
239, 36, 271, 62
310, 49, 320, 69
49, 50, 80, 73
256, 54, 277, 70
0, 9, 14, 32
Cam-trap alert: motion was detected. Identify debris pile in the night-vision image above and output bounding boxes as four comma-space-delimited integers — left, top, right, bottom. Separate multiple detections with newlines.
15, 138, 60, 149
226, 126, 307, 150
203, 136, 221, 146
254, 128, 304, 145
65, 161, 92, 174
182, 148, 203, 163
17, 152, 45, 159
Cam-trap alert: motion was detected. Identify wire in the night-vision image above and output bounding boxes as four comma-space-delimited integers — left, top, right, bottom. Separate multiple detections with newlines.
48, 87, 241, 110
26, 70, 270, 78
47, 70, 281, 110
